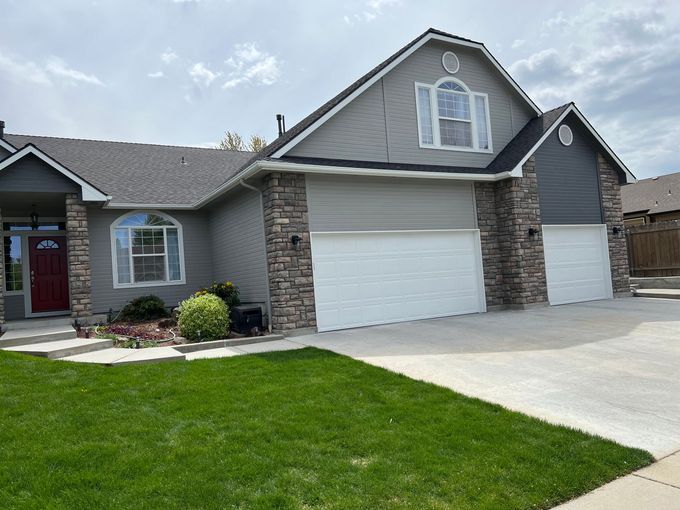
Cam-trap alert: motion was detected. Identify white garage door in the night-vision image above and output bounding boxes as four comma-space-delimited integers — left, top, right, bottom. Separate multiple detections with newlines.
542, 225, 613, 305
311, 230, 486, 332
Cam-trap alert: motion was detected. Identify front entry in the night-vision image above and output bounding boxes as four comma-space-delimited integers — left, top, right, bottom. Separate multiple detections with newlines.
29, 236, 70, 313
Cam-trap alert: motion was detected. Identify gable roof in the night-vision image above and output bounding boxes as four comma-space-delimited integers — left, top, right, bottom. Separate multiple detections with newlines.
256, 27, 542, 162
488, 102, 636, 182
0, 143, 109, 201
4, 134, 254, 207
622, 172, 680, 215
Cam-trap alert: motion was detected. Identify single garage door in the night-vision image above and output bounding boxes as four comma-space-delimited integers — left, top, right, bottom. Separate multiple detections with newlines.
542, 225, 613, 305
311, 230, 486, 332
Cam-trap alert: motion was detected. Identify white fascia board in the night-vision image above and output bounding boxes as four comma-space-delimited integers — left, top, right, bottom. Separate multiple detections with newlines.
104, 203, 196, 210
271, 32, 541, 159
194, 159, 514, 209
510, 104, 637, 183
0, 138, 17, 154
0, 145, 110, 201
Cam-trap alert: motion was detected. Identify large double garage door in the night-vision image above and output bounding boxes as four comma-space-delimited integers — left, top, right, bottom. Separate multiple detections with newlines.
311, 230, 486, 332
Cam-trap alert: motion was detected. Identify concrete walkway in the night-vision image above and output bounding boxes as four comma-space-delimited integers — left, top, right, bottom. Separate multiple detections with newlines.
555, 451, 680, 509
297, 298, 680, 458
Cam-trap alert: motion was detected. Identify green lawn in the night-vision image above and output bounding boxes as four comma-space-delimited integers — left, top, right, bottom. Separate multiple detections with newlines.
0, 348, 651, 509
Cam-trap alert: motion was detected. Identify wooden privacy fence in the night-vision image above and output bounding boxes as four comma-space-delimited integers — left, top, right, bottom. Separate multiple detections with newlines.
626, 220, 680, 277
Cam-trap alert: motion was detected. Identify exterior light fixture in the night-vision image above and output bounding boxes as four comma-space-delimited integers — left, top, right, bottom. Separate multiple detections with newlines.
291, 234, 302, 250
528, 227, 539, 237
30, 204, 39, 230
613, 226, 623, 236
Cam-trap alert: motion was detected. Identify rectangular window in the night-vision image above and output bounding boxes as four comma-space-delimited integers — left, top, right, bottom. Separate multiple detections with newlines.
114, 225, 182, 286
3, 236, 23, 292
474, 95, 490, 150
416, 86, 434, 145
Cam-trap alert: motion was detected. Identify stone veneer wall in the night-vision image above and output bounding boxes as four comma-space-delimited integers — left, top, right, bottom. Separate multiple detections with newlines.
65, 193, 92, 318
261, 172, 316, 331
0, 207, 4, 326
475, 157, 548, 307
598, 154, 630, 295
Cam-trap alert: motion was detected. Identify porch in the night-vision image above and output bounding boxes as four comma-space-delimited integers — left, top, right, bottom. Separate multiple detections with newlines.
0, 191, 92, 325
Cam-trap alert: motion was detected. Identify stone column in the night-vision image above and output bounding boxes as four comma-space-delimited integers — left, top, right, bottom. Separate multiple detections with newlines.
0, 207, 4, 326
261, 172, 316, 331
475, 157, 548, 308
474, 182, 504, 308
598, 154, 630, 296
65, 194, 92, 318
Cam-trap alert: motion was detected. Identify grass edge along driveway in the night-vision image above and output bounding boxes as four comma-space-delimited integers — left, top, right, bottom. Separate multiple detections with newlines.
0, 348, 652, 509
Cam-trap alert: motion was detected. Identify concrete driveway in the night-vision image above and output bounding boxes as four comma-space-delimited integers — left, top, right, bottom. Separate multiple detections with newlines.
296, 298, 680, 458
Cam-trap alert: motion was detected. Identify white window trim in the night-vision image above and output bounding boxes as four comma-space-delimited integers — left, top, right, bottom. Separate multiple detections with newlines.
414, 77, 493, 154
110, 210, 186, 290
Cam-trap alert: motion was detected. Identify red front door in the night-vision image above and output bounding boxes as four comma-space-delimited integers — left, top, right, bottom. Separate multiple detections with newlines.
29, 237, 70, 313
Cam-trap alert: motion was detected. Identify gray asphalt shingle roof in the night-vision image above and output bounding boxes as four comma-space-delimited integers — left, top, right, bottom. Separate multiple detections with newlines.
622, 172, 680, 215
4, 134, 254, 206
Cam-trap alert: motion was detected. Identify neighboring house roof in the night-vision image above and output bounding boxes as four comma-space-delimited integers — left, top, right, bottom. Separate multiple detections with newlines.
3, 134, 254, 207
622, 172, 680, 215
254, 28, 542, 162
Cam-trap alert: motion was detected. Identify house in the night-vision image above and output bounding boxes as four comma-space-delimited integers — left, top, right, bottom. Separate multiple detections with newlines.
622, 172, 680, 226
0, 28, 636, 333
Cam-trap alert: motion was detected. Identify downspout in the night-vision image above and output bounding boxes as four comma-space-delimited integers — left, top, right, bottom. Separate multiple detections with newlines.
239, 179, 273, 333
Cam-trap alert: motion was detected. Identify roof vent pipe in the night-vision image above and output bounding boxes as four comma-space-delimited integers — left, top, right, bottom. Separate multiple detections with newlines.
0, 120, 5, 138
276, 114, 286, 137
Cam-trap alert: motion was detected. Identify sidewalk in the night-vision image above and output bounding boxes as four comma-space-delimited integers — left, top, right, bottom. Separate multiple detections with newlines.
555, 451, 680, 509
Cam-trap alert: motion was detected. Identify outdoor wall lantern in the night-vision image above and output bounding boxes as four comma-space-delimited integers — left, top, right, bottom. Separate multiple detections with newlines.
29, 204, 39, 230
528, 227, 540, 238
613, 226, 623, 236
291, 234, 302, 250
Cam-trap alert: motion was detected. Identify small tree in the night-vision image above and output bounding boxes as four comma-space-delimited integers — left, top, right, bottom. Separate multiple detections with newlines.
217, 130, 267, 152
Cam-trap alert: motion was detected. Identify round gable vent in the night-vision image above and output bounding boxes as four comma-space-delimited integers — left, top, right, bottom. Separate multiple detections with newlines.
442, 51, 460, 74
558, 124, 573, 146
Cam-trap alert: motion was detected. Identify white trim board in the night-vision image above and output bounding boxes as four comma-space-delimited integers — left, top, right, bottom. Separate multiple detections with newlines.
270, 31, 541, 159
0, 144, 111, 201
0, 138, 17, 154
510, 104, 637, 183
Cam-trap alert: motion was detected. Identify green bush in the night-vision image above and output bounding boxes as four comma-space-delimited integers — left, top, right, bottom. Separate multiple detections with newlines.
195, 281, 240, 309
178, 294, 230, 342
118, 295, 168, 322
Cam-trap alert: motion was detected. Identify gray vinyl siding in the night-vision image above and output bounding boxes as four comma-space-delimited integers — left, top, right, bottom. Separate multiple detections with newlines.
534, 113, 603, 225
288, 82, 389, 161
88, 208, 213, 313
4, 294, 24, 320
0, 154, 79, 192
207, 188, 269, 304
0, 146, 12, 159
286, 40, 536, 167
306, 174, 476, 231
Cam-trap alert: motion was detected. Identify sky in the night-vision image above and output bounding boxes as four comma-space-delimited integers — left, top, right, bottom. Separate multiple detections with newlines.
1, 0, 679, 179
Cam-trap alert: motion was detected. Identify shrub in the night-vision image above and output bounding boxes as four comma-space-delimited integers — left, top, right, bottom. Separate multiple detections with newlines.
118, 295, 168, 322
195, 281, 240, 309
178, 294, 230, 342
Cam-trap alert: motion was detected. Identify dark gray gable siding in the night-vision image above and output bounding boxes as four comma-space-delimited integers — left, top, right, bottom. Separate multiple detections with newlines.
286, 40, 536, 168
306, 174, 476, 231
534, 113, 603, 225
0, 154, 79, 193
207, 188, 269, 304
0, 146, 13, 159
88, 208, 213, 313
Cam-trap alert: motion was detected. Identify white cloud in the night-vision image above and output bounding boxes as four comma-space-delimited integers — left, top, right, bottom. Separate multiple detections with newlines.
189, 62, 220, 87
511, 3, 680, 177
161, 48, 178, 64
223, 43, 281, 89
0, 50, 52, 85
344, 0, 400, 25
147, 71, 164, 78
511, 39, 525, 49
46, 57, 103, 86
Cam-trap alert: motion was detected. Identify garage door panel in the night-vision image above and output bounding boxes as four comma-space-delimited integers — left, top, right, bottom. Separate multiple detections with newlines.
543, 225, 613, 305
311, 230, 485, 331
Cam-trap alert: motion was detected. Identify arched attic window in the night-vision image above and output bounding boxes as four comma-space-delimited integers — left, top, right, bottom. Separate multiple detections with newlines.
415, 77, 492, 152
111, 211, 185, 287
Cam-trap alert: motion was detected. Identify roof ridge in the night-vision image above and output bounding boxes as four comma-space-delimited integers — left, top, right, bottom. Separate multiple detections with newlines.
6, 132, 257, 155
